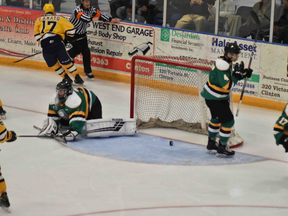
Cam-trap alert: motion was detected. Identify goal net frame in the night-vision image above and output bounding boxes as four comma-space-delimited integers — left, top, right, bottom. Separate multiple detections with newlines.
130, 55, 243, 148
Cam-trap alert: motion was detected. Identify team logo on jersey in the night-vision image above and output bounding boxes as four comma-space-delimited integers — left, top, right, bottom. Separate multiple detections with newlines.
224, 74, 229, 81
58, 109, 69, 120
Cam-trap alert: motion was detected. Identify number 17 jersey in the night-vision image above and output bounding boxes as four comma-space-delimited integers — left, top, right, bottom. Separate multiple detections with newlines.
34, 14, 75, 48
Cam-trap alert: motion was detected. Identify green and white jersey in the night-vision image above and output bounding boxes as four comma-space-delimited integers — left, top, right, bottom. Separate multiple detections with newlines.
48, 87, 97, 133
201, 56, 238, 100
274, 103, 288, 145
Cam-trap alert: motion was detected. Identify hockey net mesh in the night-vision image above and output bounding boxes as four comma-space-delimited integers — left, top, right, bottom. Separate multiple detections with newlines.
131, 56, 243, 148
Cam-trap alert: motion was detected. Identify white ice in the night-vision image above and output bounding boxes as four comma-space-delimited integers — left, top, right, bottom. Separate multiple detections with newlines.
0, 65, 287, 216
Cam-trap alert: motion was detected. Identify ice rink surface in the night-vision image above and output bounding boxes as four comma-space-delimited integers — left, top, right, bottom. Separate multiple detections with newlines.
0, 65, 288, 216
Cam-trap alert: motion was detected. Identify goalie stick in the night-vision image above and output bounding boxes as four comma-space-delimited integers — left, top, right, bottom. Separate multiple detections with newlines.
236, 10, 261, 117
13, 36, 87, 63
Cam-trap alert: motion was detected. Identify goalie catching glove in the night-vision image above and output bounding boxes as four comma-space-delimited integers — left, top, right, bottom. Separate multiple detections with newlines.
38, 117, 58, 137
56, 130, 79, 141
233, 61, 253, 80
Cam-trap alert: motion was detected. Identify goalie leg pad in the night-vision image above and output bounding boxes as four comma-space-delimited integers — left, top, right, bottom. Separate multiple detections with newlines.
85, 118, 136, 137
39, 117, 58, 137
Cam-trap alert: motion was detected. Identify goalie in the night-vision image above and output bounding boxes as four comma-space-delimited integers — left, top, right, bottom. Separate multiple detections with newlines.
38, 80, 136, 141
274, 103, 288, 152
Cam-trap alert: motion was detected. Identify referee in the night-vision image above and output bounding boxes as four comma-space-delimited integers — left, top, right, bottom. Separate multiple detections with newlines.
69, 0, 120, 79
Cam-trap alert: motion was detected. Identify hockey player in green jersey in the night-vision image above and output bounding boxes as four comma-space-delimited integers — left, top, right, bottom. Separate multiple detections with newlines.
40, 80, 102, 141
274, 104, 288, 152
201, 42, 253, 157
38, 80, 136, 141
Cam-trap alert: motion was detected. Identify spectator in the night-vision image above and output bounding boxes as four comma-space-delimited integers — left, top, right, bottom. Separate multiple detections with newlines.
137, 0, 162, 25
110, 0, 129, 18
115, 1, 146, 22
273, 1, 288, 44
6, 0, 36, 8
203, 0, 234, 33
116, 3, 133, 20
238, 0, 272, 38
167, 0, 188, 27
175, 0, 213, 32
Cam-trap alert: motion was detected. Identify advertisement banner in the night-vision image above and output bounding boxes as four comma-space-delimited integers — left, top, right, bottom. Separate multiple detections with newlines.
155, 29, 260, 96
0, 6, 42, 58
76, 22, 155, 73
1, 6, 288, 105
260, 43, 288, 101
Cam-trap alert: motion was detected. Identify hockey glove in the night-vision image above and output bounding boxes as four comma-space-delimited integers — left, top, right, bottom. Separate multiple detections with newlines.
6, 131, 17, 142
279, 134, 288, 152
38, 118, 58, 137
232, 61, 245, 80
57, 130, 79, 141
244, 68, 253, 78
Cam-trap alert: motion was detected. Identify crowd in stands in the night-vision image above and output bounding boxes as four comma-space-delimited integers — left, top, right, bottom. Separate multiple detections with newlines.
3, 0, 288, 44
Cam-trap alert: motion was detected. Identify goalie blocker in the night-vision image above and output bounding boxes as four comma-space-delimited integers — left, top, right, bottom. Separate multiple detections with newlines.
85, 118, 136, 138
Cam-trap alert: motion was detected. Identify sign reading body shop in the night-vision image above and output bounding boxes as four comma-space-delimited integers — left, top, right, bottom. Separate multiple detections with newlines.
77, 21, 155, 73
0, 6, 288, 103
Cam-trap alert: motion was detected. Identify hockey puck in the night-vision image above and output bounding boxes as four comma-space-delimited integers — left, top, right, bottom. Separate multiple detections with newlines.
169, 141, 173, 146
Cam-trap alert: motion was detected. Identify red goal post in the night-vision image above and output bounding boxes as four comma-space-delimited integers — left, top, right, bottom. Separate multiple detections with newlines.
130, 55, 243, 148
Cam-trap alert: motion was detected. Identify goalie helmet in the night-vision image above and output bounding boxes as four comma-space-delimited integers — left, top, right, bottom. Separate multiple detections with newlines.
224, 43, 241, 55
43, 3, 54, 15
56, 80, 73, 104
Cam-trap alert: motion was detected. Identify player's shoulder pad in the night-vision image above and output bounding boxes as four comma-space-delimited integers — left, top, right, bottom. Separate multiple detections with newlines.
215, 57, 230, 71
285, 104, 288, 115
49, 93, 58, 104
65, 91, 81, 108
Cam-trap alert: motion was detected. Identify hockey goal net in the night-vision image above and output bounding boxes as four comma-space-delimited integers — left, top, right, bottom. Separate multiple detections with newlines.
130, 55, 243, 148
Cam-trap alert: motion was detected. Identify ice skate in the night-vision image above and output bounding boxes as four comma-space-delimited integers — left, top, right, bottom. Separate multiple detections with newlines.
86, 72, 94, 80
0, 192, 10, 208
206, 137, 218, 154
74, 74, 84, 85
0, 107, 6, 120
216, 142, 235, 157
62, 74, 73, 84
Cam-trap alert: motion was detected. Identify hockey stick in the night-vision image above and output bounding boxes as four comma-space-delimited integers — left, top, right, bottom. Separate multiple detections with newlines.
33, 124, 70, 143
235, 10, 260, 117
13, 52, 42, 63
33, 125, 42, 131
13, 35, 87, 63
17, 134, 67, 144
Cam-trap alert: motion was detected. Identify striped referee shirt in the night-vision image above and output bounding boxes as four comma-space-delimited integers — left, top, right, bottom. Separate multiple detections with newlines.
69, 4, 112, 35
